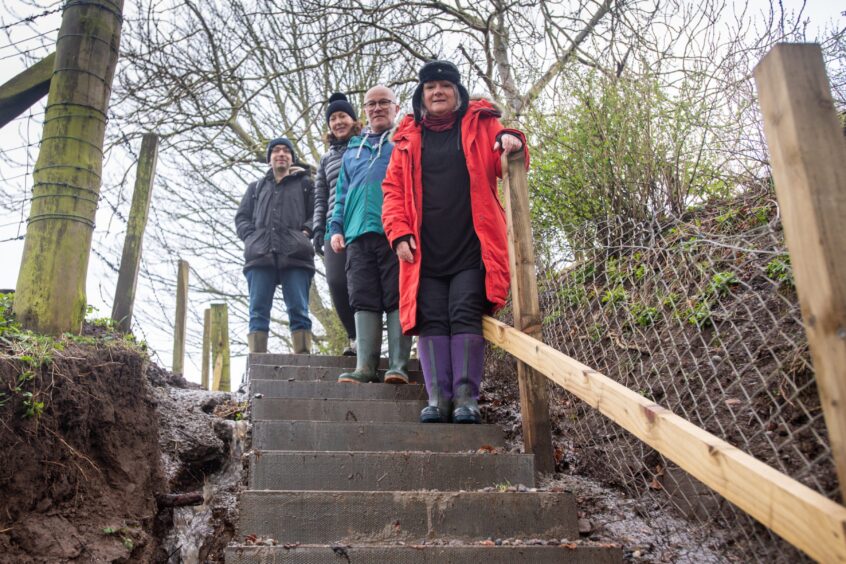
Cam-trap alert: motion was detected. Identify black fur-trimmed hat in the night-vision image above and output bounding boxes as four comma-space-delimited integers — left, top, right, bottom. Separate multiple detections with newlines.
412, 60, 469, 123
325, 92, 358, 124
266, 137, 296, 163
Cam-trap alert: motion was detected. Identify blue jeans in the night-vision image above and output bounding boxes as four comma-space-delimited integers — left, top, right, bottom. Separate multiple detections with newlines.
246, 266, 313, 332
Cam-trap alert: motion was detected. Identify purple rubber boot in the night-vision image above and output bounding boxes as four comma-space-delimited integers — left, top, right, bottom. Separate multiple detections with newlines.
451, 333, 485, 424
418, 335, 453, 423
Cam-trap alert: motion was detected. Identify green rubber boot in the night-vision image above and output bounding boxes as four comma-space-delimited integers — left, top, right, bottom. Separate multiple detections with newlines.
384, 309, 412, 384
338, 311, 382, 383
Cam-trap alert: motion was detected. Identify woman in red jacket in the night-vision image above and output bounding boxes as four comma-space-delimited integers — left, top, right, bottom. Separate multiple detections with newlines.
382, 60, 528, 424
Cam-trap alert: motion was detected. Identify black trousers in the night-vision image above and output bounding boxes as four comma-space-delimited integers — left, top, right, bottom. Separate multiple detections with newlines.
345, 232, 400, 313
417, 268, 486, 336
324, 244, 356, 338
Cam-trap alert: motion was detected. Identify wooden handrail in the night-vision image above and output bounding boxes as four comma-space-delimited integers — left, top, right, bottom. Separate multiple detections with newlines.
483, 315, 846, 563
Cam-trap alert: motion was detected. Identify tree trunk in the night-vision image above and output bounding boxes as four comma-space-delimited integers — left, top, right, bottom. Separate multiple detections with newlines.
14, 0, 124, 334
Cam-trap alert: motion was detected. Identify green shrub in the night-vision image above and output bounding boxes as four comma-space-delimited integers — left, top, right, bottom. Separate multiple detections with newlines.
601, 286, 627, 305
629, 303, 659, 327
707, 271, 739, 297
765, 254, 794, 287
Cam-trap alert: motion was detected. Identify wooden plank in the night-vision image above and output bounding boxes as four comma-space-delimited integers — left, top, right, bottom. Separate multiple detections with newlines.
501, 151, 554, 474
0, 52, 55, 128
483, 315, 846, 563
112, 133, 159, 332
201, 308, 211, 390
172, 259, 189, 375
755, 44, 846, 498
210, 303, 231, 392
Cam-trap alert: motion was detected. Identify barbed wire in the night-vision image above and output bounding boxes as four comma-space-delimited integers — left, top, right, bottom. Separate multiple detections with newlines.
0, 5, 63, 32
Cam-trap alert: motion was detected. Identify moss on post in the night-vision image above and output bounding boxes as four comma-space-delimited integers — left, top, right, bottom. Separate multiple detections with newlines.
210, 303, 230, 392
14, 0, 124, 335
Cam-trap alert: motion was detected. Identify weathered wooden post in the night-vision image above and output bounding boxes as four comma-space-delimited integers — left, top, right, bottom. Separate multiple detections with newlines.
755, 43, 846, 498
0, 52, 55, 129
172, 259, 189, 375
201, 308, 211, 390
210, 303, 231, 392
500, 151, 555, 474
14, 0, 124, 335
112, 133, 159, 332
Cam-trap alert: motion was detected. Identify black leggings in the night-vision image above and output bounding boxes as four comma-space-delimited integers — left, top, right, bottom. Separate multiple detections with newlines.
324, 243, 355, 338
416, 268, 486, 336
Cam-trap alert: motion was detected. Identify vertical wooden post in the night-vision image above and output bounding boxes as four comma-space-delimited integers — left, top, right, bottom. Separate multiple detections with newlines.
201, 308, 211, 390
14, 0, 125, 334
172, 259, 189, 375
501, 151, 555, 474
755, 43, 846, 498
210, 303, 231, 392
112, 133, 158, 332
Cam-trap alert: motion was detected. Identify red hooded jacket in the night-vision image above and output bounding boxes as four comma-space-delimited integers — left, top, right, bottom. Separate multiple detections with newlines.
382, 99, 529, 334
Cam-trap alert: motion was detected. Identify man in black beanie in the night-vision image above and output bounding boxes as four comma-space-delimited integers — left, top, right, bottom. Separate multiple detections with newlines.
235, 137, 316, 354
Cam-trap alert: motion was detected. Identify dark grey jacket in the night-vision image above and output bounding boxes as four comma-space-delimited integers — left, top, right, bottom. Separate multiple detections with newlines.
312, 140, 348, 242
235, 166, 315, 273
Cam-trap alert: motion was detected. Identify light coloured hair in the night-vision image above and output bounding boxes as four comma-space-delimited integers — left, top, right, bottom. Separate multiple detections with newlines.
420, 83, 462, 117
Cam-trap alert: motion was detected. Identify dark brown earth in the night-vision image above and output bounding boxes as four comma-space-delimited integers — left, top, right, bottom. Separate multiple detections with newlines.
0, 337, 164, 563
0, 321, 241, 564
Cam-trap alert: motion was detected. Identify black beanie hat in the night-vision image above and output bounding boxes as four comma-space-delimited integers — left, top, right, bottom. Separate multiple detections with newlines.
411, 60, 469, 123
325, 92, 358, 124
266, 137, 296, 163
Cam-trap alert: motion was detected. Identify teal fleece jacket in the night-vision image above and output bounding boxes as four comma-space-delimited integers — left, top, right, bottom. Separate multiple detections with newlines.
328, 129, 393, 244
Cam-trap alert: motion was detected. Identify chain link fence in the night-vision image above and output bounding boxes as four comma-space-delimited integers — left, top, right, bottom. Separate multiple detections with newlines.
488, 185, 834, 562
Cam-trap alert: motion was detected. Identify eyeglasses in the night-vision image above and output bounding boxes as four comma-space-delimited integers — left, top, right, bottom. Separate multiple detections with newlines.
363, 99, 396, 110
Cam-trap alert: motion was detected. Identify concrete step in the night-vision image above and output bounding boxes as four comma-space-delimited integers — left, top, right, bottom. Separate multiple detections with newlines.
251, 379, 426, 400
249, 363, 423, 384
248, 353, 421, 371
237, 490, 579, 543
249, 451, 535, 491
253, 421, 505, 452
225, 545, 621, 563
252, 397, 427, 422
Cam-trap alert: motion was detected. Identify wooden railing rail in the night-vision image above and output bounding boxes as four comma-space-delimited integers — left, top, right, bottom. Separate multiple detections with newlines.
483, 316, 846, 563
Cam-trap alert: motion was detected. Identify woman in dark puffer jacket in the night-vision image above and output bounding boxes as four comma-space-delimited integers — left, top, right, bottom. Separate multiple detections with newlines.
312, 92, 362, 355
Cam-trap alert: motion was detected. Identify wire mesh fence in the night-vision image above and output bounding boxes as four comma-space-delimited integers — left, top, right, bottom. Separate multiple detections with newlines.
487, 184, 833, 562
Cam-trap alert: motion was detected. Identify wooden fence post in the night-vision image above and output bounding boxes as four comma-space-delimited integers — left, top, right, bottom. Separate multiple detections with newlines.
201, 308, 211, 390
210, 303, 231, 392
754, 43, 846, 498
172, 259, 189, 375
13, 1, 124, 335
0, 52, 55, 129
112, 133, 158, 332
501, 151, 555, 474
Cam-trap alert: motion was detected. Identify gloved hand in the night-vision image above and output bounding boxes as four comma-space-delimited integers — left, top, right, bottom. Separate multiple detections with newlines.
313, 229, 325, 256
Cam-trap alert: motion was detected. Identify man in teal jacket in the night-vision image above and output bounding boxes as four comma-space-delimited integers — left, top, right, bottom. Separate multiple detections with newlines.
329, 85, 412, 384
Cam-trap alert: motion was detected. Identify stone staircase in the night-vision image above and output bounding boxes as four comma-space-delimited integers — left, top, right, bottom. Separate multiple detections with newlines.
225, 353, 620, 563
